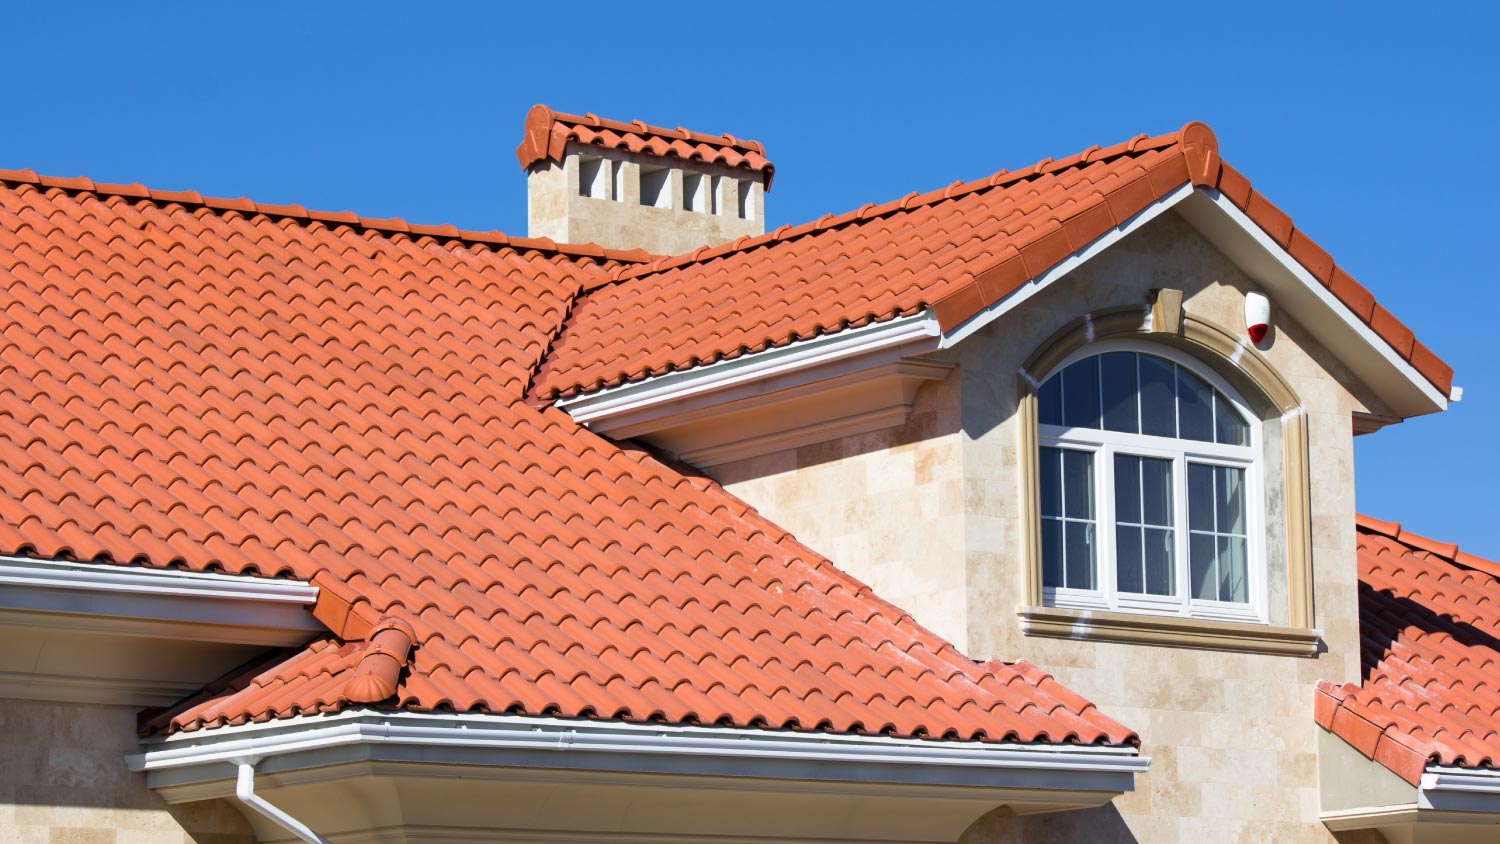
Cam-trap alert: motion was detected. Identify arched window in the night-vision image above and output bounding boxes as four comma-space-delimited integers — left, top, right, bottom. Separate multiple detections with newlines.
1035, 342, 1263, 622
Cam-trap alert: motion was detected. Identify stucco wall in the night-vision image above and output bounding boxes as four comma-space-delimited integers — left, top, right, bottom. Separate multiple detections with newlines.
714, 211, 1390, 841
0, 697, 252, 844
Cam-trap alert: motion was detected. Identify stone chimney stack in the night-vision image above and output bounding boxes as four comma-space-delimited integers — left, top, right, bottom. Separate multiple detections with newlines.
516, 105, 772, 256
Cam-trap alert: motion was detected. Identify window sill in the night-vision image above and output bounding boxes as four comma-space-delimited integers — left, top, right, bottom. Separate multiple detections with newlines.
1018, 605, 1322, 657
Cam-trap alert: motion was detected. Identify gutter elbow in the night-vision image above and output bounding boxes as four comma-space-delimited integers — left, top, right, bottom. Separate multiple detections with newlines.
234, 761, 330, 844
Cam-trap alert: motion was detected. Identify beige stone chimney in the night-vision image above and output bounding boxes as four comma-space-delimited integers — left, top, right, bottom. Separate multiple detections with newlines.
516, 105, 773, 256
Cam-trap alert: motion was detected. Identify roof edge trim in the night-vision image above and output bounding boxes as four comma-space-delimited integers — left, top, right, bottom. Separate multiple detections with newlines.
556, 311, 941, 424
0, 556, 322, 648
129, 709, 1147, 795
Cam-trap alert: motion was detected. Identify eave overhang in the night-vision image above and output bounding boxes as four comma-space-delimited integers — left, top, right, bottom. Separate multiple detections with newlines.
130, 710, 1147, 844
1323, 767, 1500, 840
0, 557, 321, 705
557, 183, 1448, 465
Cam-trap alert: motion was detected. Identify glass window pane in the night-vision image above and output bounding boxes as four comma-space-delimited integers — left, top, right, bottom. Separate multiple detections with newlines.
1038, 375, 1063, 426
1041, 519, 1063, 588
1218, 535, 1249, 603
1140, 457, 1173, 528
1190, 533, 1217, 601
1064, 521, 1096, 590
1061, 357, 1101, 429
1116, 525, 1143, 594
1177, 366, 1215, 442
1062, 449, 1094, 520
1138, 354, 1176, 438
1214, 391, 1249, 446
1040, 447, 1062, 518
1188, 463, 1215, 532
1114, 454, 1141, 524
1216, 466, 1246, 535
1100, 352, 1139, 433
1143, 527, 1175, 596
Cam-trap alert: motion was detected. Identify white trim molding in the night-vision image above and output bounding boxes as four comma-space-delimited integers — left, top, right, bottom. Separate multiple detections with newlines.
558, 313, 949, 467
0, 556, 320, 705
1322, 765, 1500, 836
131, 710, 1147, 844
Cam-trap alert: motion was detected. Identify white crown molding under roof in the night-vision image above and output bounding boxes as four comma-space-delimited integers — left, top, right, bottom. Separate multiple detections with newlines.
0, 556, 321, 706
130, 709, 1148, 844
557, 183, 1449, 467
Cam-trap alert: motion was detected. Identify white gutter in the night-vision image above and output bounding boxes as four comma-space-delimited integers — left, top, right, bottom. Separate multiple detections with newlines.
0, 556, 321, 647
556, 311, 942, 425
0, 556, 317, 604
130, 710, 1147, 795
236, 761, 329, 844
1421, 765, 1500, 812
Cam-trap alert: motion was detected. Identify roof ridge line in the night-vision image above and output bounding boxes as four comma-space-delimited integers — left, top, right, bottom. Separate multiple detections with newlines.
1356, 513, 1500, 577
0, 167, 658, 265
581, 127, 1185, 292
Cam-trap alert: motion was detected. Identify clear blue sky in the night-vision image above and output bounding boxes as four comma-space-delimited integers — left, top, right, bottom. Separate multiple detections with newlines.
3, 3, 1495, 554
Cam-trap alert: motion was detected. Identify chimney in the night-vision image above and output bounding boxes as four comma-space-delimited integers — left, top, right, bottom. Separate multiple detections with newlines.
516, 105, 773, 255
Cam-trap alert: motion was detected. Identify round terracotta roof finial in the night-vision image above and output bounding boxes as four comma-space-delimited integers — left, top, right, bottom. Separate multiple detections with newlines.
1178, 122, 1222, 188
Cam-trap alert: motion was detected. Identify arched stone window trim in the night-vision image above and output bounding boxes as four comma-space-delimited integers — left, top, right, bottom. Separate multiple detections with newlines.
1016, 298, 1319, 655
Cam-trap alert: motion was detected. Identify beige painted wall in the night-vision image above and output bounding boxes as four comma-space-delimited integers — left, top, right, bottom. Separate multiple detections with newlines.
0, 697, 252, 844
714, 211, 1394, 841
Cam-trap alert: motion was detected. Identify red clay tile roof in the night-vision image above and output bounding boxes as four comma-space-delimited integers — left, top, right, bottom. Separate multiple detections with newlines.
1315, 517, 1500, 785
516, 105, 775, 189
530, 123, 1452, 403
0, 169, 1133, 748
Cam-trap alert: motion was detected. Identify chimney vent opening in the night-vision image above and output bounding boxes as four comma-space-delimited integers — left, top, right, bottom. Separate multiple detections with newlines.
640, 167, 670, 209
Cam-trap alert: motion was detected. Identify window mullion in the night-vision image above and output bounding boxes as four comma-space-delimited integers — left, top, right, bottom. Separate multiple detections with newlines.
1174, 454, 1190, 615
1100, 444, 1116, 608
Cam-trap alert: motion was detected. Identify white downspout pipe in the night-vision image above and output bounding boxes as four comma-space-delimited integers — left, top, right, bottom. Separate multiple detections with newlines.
234, 761, 330, 844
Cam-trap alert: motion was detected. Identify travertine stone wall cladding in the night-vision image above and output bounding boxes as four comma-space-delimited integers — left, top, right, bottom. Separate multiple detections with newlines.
0, 698, 253, 844
718, 211, 1389, 841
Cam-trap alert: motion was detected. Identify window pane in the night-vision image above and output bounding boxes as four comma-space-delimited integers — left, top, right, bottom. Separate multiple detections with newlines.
1143, 527, 1175, 596
1188, 463, 1215, 532
1114, 455, 1141, 524
1061, 357, 1101, 429
1218, 535, 1249, 603
1064, 521, 1096, 589
1216, 466, 1246, 535
1041, 519, 1063, 588
1100, 352, 1139, 433
1116, 525, 1143, 594
1214, 391, 1249, 446
1038, 375, 1063, 426
1140, 457, 1173, 528
1177, 366, 1215, 442
1062, 449, 1094, 519
1190, 533, 1217, 600
1138, 354, 1176, 438
1040, 447, 1062, 517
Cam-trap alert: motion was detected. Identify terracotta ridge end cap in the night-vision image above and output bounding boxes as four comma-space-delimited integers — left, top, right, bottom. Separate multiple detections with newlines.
1177, 121, 1221, 187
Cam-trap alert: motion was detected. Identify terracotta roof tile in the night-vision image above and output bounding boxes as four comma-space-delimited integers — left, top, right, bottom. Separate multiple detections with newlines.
1316, 517, 1500, 784
0, 169, 1134, 749
515, 105, 774, 189
531, 123, 1453, 403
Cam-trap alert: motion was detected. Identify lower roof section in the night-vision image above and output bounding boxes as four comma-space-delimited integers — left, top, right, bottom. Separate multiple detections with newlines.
132, 709, 1147, 844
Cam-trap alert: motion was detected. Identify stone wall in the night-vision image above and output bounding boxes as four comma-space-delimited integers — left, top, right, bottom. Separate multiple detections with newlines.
714, 211, 1392, 841
0, 697, 252, 844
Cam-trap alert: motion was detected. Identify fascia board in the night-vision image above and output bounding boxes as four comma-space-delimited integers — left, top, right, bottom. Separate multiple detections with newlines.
0, 556, 321, 645
1178, 190, 1448, 416
556, 312, 942, 429
131, 710, 1147, 802
941, 184, 1197, 349
1420, 766, 1500, 814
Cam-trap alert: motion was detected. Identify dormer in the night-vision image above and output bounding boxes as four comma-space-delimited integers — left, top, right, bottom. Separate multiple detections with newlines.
516, 105, 772, 255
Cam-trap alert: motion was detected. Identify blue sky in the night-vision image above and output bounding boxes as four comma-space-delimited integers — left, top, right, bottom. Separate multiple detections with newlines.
3, 3, 1496, 554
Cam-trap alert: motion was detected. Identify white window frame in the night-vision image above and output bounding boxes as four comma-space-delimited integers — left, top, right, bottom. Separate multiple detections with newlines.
1038, 339, 1267, 625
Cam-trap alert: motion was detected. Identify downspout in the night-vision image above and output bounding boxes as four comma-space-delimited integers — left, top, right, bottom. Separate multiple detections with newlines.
235, 760, 330, 844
